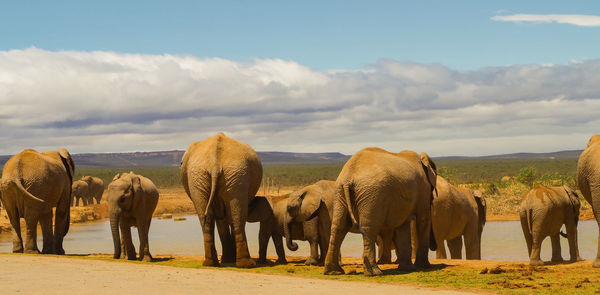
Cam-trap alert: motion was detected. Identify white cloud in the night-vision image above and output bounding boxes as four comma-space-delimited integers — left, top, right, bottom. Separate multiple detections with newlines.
491, 14, 600, 27
1, 47, 599, 156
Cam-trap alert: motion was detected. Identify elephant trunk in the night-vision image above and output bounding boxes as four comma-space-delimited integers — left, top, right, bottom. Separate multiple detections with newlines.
110, 211, 121, 259
284, 214, 298, 251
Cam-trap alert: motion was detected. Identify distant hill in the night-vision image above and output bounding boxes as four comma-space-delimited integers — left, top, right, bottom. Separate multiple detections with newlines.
0, 149, 582, 168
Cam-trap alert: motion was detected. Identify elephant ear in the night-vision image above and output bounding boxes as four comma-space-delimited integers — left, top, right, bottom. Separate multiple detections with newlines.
58, 148, 74, 183
297, 191, 322, 222
474, 193, 487, 226
420, 152, 438, 199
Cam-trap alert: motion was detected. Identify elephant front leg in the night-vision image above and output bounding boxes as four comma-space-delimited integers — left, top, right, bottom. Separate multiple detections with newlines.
137, 219, 152, 262
304, 219, 320, 266
120, 221, 136, 260
376, 228, 393, 264
566, 224, 583, 262
394, 221, 416, 271
550, 234, 563, 262
273, 234, 287, 264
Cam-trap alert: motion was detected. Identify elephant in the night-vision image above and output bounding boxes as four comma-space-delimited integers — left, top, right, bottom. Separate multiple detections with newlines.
578, 134, 600, 268
71, 180, 90, 206
180, 132, 262, 268
430, 176, 486, 260
284, 180, 336, 266
324, 147, 437, 276
108, 172, 159, 262
0, 148, 74, 254
246, 196, 287, 264
81, 176, 104, 204
519, 185, 582, 266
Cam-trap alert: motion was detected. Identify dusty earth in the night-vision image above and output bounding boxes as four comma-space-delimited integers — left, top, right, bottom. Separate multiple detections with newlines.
0, 254, 476, 295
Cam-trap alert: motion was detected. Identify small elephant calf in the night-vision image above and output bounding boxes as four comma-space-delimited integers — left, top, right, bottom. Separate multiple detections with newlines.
519, 185, 582, 266
108, 172, 159, 262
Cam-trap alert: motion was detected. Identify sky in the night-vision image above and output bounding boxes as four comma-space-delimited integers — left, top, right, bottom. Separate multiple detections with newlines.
1, 1, 599, 156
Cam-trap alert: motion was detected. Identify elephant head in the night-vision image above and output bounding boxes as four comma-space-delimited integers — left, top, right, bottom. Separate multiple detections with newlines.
419, 152, 438, 251
284, 190, 322, 251
107, 173, 142, 258
587, 134, 600, 148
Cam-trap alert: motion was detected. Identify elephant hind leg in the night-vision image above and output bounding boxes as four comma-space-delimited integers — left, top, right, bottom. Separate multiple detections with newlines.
361, 226, 383, 276
226, 195, 255, 268
40, 210, 54, 254
7, 210, 24, 253
216, 219, 235, 264
376, 228, 393, 264
23, 212, 40, 254
447, 236, 463, 259
394, 221, 415, 271
324, 201, 351, 275
550, 234, 563, 262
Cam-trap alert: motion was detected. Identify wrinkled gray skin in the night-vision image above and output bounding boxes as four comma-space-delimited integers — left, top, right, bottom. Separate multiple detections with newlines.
108, 172, 159, 262
519, 185, 582, 266
324, 148, 437, 276
71, 180, 90, 206
284, 180, 336, 266
81, 176, 104, 204
431, 176, 486, 260
0, 148, 74, 255
578, 134, 600, 268
180, 132, 262, 268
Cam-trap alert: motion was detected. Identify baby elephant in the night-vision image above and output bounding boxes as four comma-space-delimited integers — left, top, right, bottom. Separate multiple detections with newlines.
247, 196, 286, 264
108, 172, 159, 262
519, 185, 582, 266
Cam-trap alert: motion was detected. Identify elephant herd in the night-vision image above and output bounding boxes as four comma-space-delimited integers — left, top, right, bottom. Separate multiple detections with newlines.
1, 133, 600, 276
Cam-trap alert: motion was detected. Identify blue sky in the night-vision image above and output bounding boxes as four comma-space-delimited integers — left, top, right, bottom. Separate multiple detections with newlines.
2, 1, 599, 70
1, 1, 600, 156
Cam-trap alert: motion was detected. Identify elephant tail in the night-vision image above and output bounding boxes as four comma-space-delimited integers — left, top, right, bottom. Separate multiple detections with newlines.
203, 168, 220, 223
560, 231, 568, 238
526, 208, 533, 236
343, 184, 365, 235
7, 178, 46, 203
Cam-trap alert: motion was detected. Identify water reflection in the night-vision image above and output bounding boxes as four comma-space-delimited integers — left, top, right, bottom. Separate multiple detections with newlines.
0, 218, 597, 262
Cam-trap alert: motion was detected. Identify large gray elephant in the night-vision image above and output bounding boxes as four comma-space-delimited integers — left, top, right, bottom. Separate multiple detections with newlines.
71, 180, 90, 206
81, 176, 104, 204
0, 148, 74, 254
431, 176, 486, 260
519, 185, 582, 266
180, 132, 262, 268
578, 134, 600, 268
324, 147, 437, 276
108, 172, 159, 262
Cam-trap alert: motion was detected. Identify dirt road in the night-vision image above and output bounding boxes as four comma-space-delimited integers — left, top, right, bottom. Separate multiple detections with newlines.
0, 255, 477, 295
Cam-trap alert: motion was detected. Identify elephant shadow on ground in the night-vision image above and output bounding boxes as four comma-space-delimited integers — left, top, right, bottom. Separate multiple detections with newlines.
542, 260, 582, 266
333, 262, 449, 276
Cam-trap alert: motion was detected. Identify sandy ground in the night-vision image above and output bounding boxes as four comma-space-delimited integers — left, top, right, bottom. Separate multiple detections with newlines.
0, 254, 477, 295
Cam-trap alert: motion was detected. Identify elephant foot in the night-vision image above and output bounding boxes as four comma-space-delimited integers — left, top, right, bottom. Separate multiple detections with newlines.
202, 258, 220, 267
12, 246, 24, 253
221, 255, 236, 264
24, 249, 40, 254
569, 256, 584, 262
236, 258, 256, 268
305, 257, 320, 266
363, 265, 383, 276
324, 264, 345, 275
397, 263, 416, 272
551, 256, 564, 263
593, 259, 600, 268
276, 258, 288, 264
377, 257, 392, 264
41, 248, 53, 254
140, 254, 153, 262
529, 259, 544, 266
414, 259, 432, 269
257, 258, 268, 264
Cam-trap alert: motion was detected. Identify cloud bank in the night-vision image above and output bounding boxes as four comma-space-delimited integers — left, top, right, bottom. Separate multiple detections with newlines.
492, 14, 600, 27
1, 48, 599, 156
